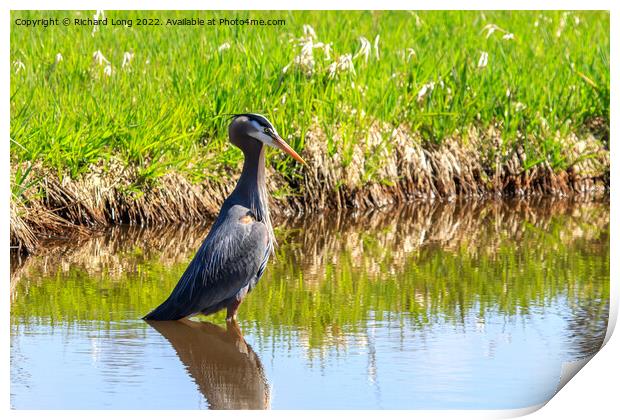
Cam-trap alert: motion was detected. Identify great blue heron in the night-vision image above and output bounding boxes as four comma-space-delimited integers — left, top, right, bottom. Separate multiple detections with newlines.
144, 113, 305, 321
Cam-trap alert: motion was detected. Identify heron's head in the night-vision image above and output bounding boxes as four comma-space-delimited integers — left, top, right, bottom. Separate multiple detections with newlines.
228, 113, 306, 165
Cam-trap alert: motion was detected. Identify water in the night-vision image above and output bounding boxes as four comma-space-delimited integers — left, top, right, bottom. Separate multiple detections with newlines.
10, 198, 610, 409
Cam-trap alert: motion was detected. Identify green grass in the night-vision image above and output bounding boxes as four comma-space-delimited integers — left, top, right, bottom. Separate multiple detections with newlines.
10, 10, 609, 188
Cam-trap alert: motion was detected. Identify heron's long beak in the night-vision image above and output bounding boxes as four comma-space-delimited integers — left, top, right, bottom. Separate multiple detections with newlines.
271, 133, 307, 166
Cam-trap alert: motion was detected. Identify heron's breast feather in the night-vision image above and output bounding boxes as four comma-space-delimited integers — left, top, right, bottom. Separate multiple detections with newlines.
239, 215, 254, 224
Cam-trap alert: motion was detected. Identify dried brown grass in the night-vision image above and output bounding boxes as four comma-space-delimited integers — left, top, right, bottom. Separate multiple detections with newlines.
10, 125, 609, 255
300, 122, 608, 211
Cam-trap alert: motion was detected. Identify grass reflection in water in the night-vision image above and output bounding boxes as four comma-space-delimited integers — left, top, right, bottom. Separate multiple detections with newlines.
11, 197, 609, 357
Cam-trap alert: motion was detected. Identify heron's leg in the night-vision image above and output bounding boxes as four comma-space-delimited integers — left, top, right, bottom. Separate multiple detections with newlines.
226, 285, 249, 321
225, 298, 243, 321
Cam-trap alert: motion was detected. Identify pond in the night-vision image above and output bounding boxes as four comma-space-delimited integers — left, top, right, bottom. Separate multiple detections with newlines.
10, 197, 610, 409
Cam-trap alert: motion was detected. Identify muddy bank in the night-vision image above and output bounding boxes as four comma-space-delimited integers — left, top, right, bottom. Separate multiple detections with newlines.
10, 124, 609, 254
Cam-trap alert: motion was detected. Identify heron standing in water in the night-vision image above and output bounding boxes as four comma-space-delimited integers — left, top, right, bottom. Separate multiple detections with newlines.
144, 114, 305, 321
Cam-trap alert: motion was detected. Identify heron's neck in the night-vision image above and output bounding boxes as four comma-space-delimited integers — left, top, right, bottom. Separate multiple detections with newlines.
232, 144, 275, 247
235, 144, 266, 202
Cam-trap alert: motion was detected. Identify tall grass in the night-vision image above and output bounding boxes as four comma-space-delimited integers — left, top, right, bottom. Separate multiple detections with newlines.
11, 10, 609, 186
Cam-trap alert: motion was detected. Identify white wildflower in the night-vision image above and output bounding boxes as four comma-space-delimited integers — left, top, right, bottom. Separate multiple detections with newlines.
373, 35, 380, 60
409, 11, 423, 27
293, 39, 315, 75
303, 24, 316, 39
326, 62, 336, 78
354, 37, 371, 62
506, 88, 511, 98
514, 102, 526, 112
483, 24, 498, 38
417, 81, 435, 101
557, 12, 569, 38
301, 40, 314, 57
323, 43, 331, 60
92, 10, 105, 36
327, 54, 355, 79
92, 50, 109, 66
477, 51, 489, 68
13, 60, 25, 74
307, 41, 332, 60
122, 51, 134, 69
338, 53, 355, 75
285, 26, 334, 76
574, 16, 580, 26
406, 48, 416, 61
103, 64, 113, 76
55, 53, 63, 63
482, 23, 514, 40
217, 42, 231, 52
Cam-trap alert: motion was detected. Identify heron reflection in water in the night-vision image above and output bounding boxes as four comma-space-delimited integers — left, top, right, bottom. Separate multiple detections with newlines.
147, 319, 270, 409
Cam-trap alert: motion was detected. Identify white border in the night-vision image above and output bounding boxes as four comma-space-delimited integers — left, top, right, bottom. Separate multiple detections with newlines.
0, 1, 617, 10
3, 2, 617, 419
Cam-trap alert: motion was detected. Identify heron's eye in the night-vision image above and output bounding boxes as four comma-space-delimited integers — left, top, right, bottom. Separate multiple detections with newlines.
263, 127, 270, 134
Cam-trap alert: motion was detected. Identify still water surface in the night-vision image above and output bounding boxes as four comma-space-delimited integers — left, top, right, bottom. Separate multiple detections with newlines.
10, 198, 609, 409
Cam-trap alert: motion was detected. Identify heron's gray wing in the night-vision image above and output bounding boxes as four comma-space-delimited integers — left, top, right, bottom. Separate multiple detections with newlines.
144, 206, 270, 320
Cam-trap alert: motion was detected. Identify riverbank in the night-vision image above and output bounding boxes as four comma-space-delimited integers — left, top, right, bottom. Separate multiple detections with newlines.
10, 122, 609, 254
10, 10, 610, 253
